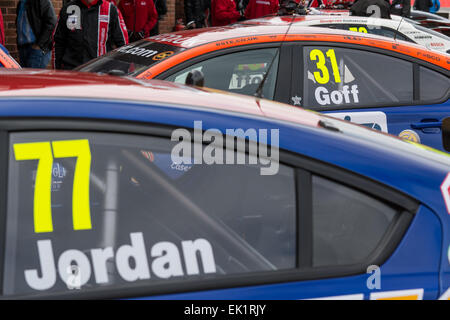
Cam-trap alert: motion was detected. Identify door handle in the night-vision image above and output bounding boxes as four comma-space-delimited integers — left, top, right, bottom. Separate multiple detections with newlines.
411, 121, 442, 133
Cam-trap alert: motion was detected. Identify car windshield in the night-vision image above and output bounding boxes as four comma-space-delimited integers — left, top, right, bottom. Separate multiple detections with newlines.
76, 40, 185, 76
413, 23, 450, 41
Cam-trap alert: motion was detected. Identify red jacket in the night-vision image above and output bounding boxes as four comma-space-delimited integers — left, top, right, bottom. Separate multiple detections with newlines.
118, 0, 157, 37
211, 0, 241, 26
244, 0, 279, 19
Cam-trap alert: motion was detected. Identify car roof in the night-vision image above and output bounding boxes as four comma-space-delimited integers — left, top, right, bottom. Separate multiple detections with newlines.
140, 23, 449, 79
241, 14, 404, 27
0, 69, 321, 128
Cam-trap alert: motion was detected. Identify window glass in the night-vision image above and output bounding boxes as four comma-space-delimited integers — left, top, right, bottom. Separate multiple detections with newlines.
412, 23, 450, 41
303, 46, 413, 108
165, 48, 279, 99
419, 66, 450, 101
369, 27, 410, 42
312, 175, 398, 267
5, 131, 296, 296
76, 40, 184, 76
317, 24, 410, 42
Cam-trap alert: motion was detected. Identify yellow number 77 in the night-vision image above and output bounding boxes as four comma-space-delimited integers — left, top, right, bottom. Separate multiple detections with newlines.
13, 139, 92, 233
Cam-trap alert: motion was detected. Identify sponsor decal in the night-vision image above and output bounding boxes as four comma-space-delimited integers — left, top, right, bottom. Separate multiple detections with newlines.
399, 129, 420, 143
152, 51, 174, 61
308, 294, 364, 300
328, 111, 388, 132
51, 162, 67, 191
441, 173, 450, 215
414, 35, 432, 39
370, 289, 424, 300
314, 85, 360, 106
310, 288, 450, 300
149, 34, 206, 47
416, 51, 441, 61
291, 95, 302, 106
117, 44, 159, 58
24, 233, 216, 290
429, 42, 445, 47
439, 287, 450, 300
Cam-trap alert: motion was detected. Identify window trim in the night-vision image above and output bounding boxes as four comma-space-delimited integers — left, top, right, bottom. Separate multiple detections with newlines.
291, 41, 450, 111
0, 118, 418, 300
417, 64, 450, 102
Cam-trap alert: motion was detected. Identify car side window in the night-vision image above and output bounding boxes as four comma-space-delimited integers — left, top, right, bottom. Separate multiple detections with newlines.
4, 131, 297, 296
419, 66, 450, 102
302, 46, 414, 109
312, 175, 399, 267
165, 48, 280, 99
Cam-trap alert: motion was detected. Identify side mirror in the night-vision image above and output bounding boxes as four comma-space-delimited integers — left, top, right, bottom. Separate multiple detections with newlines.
106, 69, 126, 76
185, 70, 204, 87
443, 117, 450, 152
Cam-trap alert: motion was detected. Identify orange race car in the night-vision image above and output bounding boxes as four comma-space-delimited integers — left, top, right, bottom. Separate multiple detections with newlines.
77, 20, 450, 151
0, 46, 21, 69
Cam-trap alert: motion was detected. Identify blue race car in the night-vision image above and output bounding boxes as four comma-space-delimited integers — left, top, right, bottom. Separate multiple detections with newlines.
0, 69, 449, 300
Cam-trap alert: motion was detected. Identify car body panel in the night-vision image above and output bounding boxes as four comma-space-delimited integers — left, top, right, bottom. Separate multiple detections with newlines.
136, 205, 443, 300
324, 101, 450, 150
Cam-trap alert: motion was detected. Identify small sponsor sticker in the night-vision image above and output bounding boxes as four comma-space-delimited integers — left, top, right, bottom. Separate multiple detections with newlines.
441, 173, 450, 215
399, 129, 420, 143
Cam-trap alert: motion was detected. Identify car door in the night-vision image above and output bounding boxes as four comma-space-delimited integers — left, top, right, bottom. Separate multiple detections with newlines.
0, 117, 442, 299
290, 43, 450, 151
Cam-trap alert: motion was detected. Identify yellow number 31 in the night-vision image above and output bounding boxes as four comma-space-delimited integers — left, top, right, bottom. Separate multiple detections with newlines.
309, 49, 341, 85
13, 139, 92, 233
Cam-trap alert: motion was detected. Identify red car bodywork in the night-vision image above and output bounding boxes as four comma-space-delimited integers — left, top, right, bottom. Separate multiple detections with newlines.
0, 69, 321, 128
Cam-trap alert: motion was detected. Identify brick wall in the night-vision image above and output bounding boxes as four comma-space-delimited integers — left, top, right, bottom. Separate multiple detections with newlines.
1, 0, 179, 64
159, 0, 176, 33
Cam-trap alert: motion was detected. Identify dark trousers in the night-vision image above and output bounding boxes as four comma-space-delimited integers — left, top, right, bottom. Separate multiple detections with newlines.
18, 44, 51, 68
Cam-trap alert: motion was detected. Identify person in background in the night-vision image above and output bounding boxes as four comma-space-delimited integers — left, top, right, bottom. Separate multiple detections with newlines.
16, 0, 56, 68
0, 9, 5, 46
390, 0, 411, 16
185, 0, 210, 28
211, 0, 243, 26
350, 0, 391, 18
53, 0, 128, 70
430, 0, 440, 13
244, 0, 278, 19
151, 0, 167, 35
413, 0, 431, 12
118, 0, 158, 42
